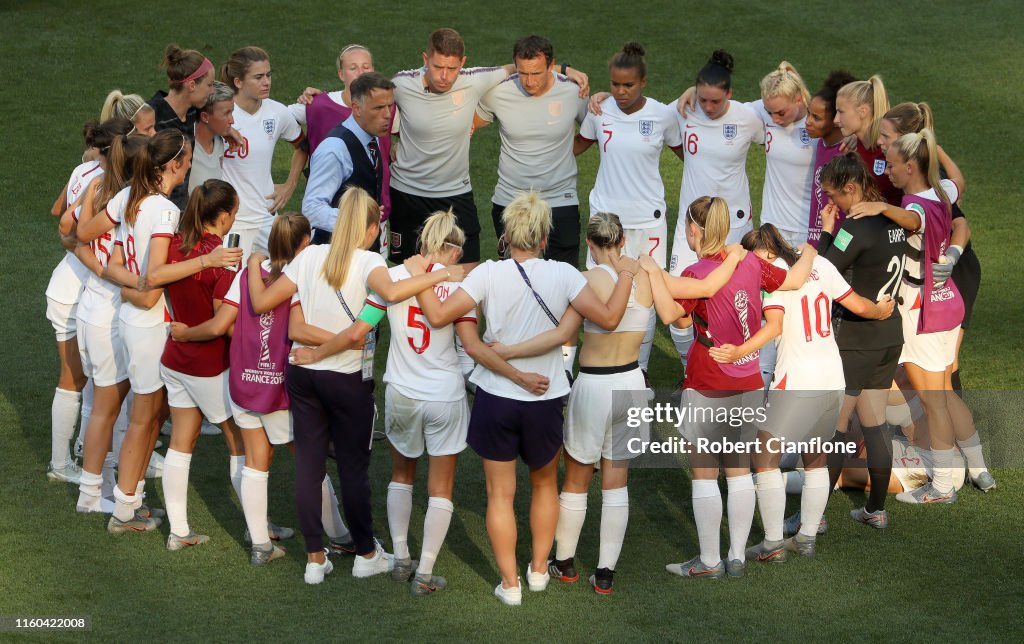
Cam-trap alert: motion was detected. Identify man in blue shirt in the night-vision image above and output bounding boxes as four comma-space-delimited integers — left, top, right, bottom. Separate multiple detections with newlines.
303, 72, 395, 248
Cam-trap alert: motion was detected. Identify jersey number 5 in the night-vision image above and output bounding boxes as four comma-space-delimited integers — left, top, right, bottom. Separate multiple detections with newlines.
406, 306, 431, 354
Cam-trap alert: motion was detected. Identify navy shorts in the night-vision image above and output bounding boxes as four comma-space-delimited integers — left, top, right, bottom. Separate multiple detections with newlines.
467, 387, 563, 469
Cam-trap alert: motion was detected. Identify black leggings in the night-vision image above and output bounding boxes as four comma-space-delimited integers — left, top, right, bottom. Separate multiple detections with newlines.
287, 365, 376, 555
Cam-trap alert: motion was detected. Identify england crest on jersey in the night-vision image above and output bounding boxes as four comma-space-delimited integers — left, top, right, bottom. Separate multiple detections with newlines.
263, 119, 275, 136
639, 120, 655, 136
723, 124, 738, 140
800, 128, 811, 146
873, 159, 887, 176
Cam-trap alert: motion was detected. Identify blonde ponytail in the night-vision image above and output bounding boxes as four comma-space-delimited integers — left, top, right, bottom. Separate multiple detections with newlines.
838, 75, 890, 148
760, 61, 810, 108
685, 196, 730, 257
892, 129, 950, 215
418, 208, 465, 256
322, 187, 380, 289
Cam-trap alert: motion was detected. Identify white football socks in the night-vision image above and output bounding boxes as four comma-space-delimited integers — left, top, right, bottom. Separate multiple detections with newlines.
957, 432, 989, 479
692, 479, 722, 567
669, 325, 693, 368
229, 455, 245, 502
241, 466, 270, 545
931, 448, 956, 493
418, 496, 454, 577
726, 474, 756, 562
77, 469, 103, 512
554, 491, 588, 561
51, 388, 81, 469
163, 449, 193, 536
598, 487, 628, 570
800, 468, 830, 539
387, 482, 413, 560
755, 469, 785, 543
321, 475, 350, 540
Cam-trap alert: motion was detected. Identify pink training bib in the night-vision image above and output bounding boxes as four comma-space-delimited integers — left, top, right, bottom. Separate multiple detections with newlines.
686, 253, 765, 380
903, 193, 964, 334
229, 267, 291, 413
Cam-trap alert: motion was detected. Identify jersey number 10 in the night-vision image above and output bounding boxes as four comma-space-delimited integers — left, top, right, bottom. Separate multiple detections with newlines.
800, 292, 831, 342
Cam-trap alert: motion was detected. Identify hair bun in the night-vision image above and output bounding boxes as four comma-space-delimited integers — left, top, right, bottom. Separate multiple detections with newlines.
709, 49, 734, 73
162, 43, 184, 69
824, 70, 857, 93
622, 41, 646, 57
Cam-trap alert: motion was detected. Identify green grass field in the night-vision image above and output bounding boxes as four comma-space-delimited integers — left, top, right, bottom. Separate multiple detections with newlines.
2, 1, 1023, 640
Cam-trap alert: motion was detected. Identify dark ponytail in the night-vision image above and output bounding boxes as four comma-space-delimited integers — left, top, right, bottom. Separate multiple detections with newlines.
178, 179, 237, 253
819, 152, 885, 203
696, 49, 734, 90
126, 129, 187, 225
609, 41, 647, 79
267, 212, 311, 283
741, 224, 800, 267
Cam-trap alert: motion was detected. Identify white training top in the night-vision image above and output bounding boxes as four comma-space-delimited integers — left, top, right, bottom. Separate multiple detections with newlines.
579, 97, 682, 228
749, 100, 815, 234
673, 99, 764, 228
188, 133, 225, 195
370, 263, 477, 402
112, 192, 179, 328
77, 186, 126, 328
582, 264, 651, 335
476, 73, 587, 207
459, 258, 587, 401
221, 98, 303, 229
389, 66, 508, 197
283, 244, 387, 373
46, 160, 104, 304
762, 255, 852, 392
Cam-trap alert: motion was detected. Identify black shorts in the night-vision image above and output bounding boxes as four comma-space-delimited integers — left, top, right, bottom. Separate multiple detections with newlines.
467, 387, 563, 470
389, 188, 480, 263
841, 346, 902, 394
952, 243, 980, 330
492, 202, 581, 267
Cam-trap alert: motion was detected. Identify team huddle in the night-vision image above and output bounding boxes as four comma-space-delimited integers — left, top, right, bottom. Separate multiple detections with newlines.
44, 28, 996, 604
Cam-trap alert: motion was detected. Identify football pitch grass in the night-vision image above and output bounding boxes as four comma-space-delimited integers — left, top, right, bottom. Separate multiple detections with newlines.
2, 1, 1022, 640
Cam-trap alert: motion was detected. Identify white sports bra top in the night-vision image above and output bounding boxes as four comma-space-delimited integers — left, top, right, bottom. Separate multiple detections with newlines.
582, 264, 653, 335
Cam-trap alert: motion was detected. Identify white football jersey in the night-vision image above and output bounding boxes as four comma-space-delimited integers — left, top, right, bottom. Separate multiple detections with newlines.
579, 97, 682, 228
77, 186, 126, 328
283, 245, 387, 374
674, 99, 764, 228
46, 161, 104, 304
459, 258, 587, 401
112, 193, 179, 328
370, 264, 476, 402
222, 98, 303, 228
762, 256, 852, 392
749, 100, 816, 234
